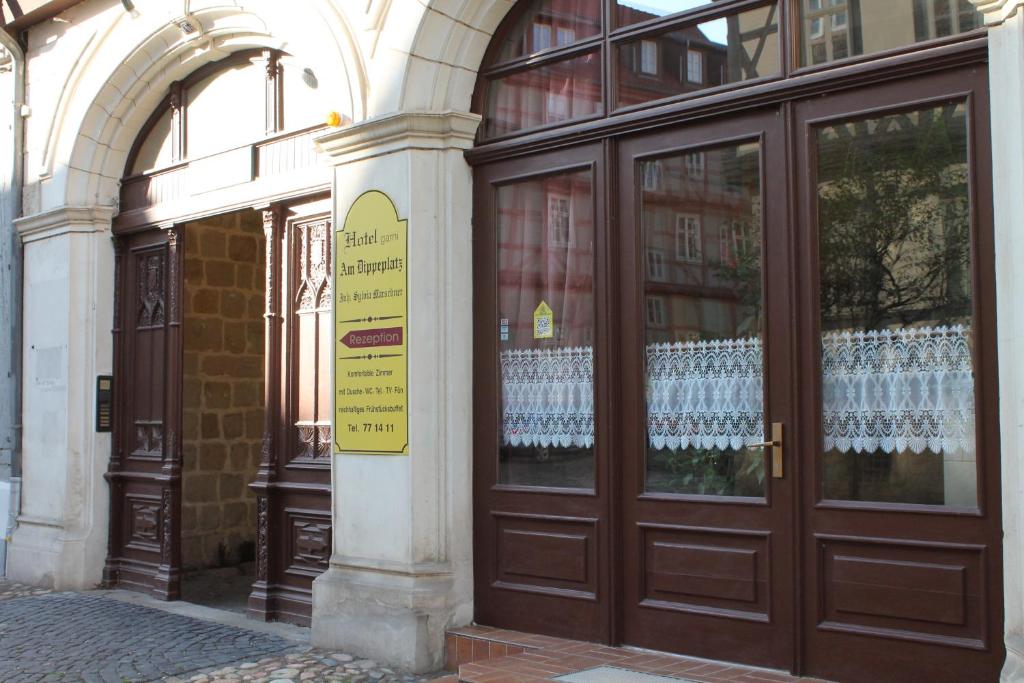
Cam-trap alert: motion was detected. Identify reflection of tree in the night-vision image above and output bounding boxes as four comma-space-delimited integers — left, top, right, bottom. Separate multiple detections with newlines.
817, 107, 971, 331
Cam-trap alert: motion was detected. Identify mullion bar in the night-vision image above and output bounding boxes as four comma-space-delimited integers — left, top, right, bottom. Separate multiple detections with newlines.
608, 0, 770, 42
483, 35, 606, 78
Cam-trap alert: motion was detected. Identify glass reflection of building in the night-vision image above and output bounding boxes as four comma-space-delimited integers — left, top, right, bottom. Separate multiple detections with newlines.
642, 144, 761, 345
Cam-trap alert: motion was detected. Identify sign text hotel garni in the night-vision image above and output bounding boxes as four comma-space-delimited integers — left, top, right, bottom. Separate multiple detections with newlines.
334, 190, 409, 455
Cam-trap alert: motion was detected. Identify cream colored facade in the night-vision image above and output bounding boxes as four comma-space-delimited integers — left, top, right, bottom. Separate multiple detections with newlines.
1, 0, 1024, 679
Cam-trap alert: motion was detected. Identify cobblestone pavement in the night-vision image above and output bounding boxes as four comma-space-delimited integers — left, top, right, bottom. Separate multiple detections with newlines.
173, 651, 449, 683
0, 585, 450, 682
0, 580, 52, 600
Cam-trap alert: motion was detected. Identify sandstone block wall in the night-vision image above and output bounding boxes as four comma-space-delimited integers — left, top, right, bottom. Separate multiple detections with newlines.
181, 211, 265, 570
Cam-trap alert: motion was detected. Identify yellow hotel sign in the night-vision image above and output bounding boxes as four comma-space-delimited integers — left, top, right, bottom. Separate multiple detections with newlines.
334, 191, 409, 455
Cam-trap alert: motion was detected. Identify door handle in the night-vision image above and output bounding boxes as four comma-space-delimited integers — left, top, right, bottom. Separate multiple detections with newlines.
746, 422, 784, 479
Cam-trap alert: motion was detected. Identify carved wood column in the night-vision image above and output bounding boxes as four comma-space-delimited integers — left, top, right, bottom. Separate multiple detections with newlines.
155, 224, 184, 600
249, 205, 283, 620
263, 49, 282, 136
169, 81, 185, 163
102, 235, 126, 588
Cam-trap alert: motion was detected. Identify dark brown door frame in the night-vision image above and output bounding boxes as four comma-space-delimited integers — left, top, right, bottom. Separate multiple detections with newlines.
616, 107, 797, 671
469, 55, 1003, 683
106, 192, 333, 623
472, 142, 615, 643
793, 65, 1004, 683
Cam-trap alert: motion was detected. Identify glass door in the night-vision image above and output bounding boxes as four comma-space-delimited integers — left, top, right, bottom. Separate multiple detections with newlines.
617, 108, 796, 670
796, 66, 1004, 683
472, 143, 613, 643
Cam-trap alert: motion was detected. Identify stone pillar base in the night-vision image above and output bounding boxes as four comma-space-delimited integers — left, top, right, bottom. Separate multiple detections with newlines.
312, 562, 456, 673
6, 518, 97, 590
1003, 636, 1024, 682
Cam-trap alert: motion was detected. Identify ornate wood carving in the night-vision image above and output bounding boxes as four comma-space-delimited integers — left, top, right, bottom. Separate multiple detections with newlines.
256, 496, 269, 581
165, 227, 180, 324
296, 219, 331, 311
295, 422, 332, 461
136, 254, 165, 328
132, 420, 163, 457
290, 513, 331, 573
160, 488, 172, 566
128, 499, 160, 548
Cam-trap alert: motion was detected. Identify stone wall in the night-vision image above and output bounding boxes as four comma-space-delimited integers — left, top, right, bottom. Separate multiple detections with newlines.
181, 211, 265, 570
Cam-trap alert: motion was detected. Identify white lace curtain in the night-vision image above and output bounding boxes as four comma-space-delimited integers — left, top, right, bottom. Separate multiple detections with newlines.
500, 325, 975, 456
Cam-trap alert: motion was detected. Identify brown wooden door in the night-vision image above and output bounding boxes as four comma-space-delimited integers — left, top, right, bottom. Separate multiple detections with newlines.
617, 108, 796, 670
473, 143, 613, 642
105, 226, 185, 599
794, 66, 1004, 683
249, 197, 333, 625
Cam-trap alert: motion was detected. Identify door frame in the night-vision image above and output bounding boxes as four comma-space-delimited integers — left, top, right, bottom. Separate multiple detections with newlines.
615, 106, 798, 671
472, 142, 615, 643
793, 64, 1004, 683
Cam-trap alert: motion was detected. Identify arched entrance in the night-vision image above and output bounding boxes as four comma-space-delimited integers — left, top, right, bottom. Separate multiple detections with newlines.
103, 50, 336, 624
469, 1, 1003, 681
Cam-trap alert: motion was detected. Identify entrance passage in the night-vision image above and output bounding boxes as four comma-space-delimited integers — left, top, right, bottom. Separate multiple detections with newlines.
470, 5, 1003, 674
104, 200, 333, 625
180, 211, 266, 613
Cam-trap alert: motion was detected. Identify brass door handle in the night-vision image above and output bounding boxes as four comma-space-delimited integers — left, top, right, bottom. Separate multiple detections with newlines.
747, 423, 784, 479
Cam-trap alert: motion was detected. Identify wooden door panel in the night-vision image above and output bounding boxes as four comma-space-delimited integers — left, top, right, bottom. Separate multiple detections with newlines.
640, 525, 770, 618
105, 227, 184, 600
249, 200, 332, 625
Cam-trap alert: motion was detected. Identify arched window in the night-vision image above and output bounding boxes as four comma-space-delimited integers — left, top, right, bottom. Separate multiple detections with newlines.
475, 0, 984, 140
127, 50, 332, 176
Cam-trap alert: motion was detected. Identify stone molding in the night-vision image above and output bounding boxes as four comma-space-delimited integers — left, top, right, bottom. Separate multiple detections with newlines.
968, 0, 1024, 23
314, 111, 481, 166
14, 205, 114, 243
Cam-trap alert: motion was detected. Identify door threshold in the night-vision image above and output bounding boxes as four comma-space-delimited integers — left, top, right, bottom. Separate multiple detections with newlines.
100, 588, 310, 644
446, 625, 829, 682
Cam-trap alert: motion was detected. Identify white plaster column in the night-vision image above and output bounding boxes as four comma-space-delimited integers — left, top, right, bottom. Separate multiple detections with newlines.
969, 1, 1024, 678
6, 206, 114, 590
311, 112, 479, 673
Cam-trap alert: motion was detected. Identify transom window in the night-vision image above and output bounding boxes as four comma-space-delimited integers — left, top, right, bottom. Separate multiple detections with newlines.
128, 50, 332, 175
478, 0, 984, 140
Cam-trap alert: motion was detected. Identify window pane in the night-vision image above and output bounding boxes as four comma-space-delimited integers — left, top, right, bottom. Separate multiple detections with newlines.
615, 0, 718, 28
131, 108, 173, 174
186, 61, 265, 159
616, 4, 780, 109
642, 143, 766, 497
816, 103, 977, 507
485, 52, 602, 138
800, 0, 984, 67
498, 170, 595, 489
496, 0, 602, 62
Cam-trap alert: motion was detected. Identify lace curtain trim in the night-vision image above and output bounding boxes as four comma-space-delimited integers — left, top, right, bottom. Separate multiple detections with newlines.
500, 325, 974, 455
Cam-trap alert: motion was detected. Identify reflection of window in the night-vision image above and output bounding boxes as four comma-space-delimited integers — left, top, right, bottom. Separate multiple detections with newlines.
640, 40, 659, 75
646, 296, 667, 327
684, 152, 705, 179
642, 161, 662, 191
548, 194, 571, 246
532, 22, 552, 51
646, 248, 667, 281
914, 0, 983, 40
805, 0, 853, 65
675, 215, 703, 263
720, 221, 756, 267
686, 49, 703, 83
546, 92, 570, 122
556, 27, 576, 47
